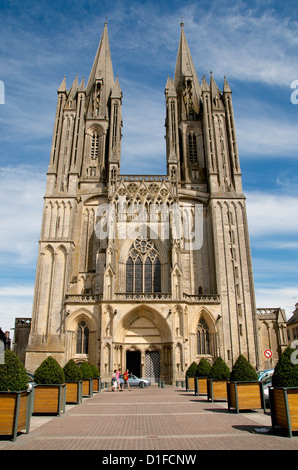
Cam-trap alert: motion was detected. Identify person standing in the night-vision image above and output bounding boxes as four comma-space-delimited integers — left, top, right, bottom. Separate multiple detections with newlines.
110, 370, 118, 391
123, 369, 131, 390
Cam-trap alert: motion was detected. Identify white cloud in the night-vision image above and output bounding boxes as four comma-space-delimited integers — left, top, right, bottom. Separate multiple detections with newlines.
0, 166, 44, 264
255, 286, 298, 319
246, 191, 298, 237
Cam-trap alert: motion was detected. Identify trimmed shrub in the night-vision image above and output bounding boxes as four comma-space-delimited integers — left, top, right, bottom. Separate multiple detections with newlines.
0, 350, 28, 392
196, 358, 212, 377
63, 359, 82, 382
272, 346, 298, 388
90, 364, 100, 378
34, 356, 65, 385
79, 361, 93, 380
230, 354, 258, 382
186, 361, 197, 377
209, 356, 230, 380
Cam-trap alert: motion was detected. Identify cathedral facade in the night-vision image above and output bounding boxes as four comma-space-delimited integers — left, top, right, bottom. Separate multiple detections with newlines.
25, 23, 262, 382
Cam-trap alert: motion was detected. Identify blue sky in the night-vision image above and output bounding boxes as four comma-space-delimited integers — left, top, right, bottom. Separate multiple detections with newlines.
0, 0, 297, 336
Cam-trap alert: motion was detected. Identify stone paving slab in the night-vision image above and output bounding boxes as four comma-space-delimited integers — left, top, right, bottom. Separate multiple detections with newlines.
1, 385, 298, 453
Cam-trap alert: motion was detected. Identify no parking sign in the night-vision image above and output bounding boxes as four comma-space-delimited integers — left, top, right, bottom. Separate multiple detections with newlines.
264, 349, 272, 359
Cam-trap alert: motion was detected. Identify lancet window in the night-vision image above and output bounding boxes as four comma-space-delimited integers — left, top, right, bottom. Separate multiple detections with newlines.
188, 131, 198, 164
76, 321, 89, 354
197, 318, 210, 355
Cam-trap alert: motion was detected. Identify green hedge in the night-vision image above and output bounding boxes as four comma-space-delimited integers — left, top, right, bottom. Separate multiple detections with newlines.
90, 364, 100, 378
196, 358, 212, 377
63, 359, 82, 382
34, 356, 65, 385
230, 354, 258, 382
272, 346, 298, 387
79, 361, 93, 379
209, 356, 230, 380
0, 350, 28, 392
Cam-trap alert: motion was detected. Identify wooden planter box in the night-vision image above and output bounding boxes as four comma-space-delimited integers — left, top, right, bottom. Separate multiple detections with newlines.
185, 376, 195, 391
92, 377, 101, 393
194, 377, 208, 396
33, 384, 66, 416
0, 390, 32, 441
65, 381, 83, 404
207, 379, 229, 402
227, 381, 265, 413
270, 387, 298, 438
82, 378, 93, 397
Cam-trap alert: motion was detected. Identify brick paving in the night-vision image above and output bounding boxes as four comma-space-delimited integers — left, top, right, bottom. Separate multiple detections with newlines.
1, 384, 298, 452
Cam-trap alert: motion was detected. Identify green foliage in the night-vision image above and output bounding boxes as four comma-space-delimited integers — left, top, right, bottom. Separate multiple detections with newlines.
209, 356, 230, 380
272, 346, 298, 388
90, 364, 100, 378
63, 359, 82, 382
186, 361, 197, 377
34, 356, 65, 385
79, 361, 93, 379
230, 354, 258, 382
196, 358, 212, 377
0, 350, 28, 392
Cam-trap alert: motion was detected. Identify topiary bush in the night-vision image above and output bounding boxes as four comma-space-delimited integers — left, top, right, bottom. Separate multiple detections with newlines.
90, 364, 100, 379
63, 359, 82, 382
272, 346, 298, 388
230, 354, 258, 382
186, 361, 197, 377
209, 356, 230, 380
79, 361, 93, 380
196, 358, 212, 377
34, 356, 65, 385
0, 350, 28, 392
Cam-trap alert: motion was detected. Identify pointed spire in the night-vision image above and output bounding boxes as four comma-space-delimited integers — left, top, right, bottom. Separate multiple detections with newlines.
165, 75, 176, 97
174, 23, 200, 93
58, 76, 67, 93
86, 22, 114, 98
174, 23, 201, 115
223, 76, 232, 93
111, 75, 122, 99
78, 76, 85, 92
201, 75, 209, 92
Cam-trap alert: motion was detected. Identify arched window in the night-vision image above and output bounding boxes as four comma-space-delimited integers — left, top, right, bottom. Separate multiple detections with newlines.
197, 318, 209, 355
188, 132, 198, 164
76, 321, 89, 354
126, 238, 161, 293
91, 132, 99, 159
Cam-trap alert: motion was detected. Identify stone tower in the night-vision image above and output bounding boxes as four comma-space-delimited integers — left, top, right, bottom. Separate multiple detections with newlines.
25, 23, 261, 380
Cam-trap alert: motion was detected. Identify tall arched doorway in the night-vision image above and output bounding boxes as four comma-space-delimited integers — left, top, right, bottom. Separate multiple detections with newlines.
114, 306, 172, 382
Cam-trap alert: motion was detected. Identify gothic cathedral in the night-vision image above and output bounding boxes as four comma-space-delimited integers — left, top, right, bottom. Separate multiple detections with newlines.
25, 23, 261, 381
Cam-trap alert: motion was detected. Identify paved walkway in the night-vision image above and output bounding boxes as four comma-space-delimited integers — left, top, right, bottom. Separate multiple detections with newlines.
1, 384, 298, 453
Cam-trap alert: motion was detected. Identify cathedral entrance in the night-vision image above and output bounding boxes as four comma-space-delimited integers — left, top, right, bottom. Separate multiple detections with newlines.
126, 350, 141, 377
114, 305, 173, 382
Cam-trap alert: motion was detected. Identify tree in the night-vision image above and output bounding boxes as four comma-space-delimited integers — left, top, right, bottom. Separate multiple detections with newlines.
272, 346, 298, 387
34, 356, 65, 384
186, 361, 197, 377
230, 355, 258, 382
209, 356, 230, 380
63, 359, 82, 382
0, 350, 28, 391
196, 358, 211, 377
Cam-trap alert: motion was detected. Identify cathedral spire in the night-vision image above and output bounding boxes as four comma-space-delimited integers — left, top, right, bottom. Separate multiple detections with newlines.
174, 22, 201, 100
86, 22, 115, 115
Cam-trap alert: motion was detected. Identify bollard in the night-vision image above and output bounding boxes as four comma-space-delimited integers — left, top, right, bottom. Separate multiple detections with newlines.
181, 380, 185, 388
140, 381, 145, 388
176, 381, 180, 387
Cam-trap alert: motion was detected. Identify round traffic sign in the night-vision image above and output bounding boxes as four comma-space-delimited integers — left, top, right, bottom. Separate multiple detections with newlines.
264, 349, 272, 358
